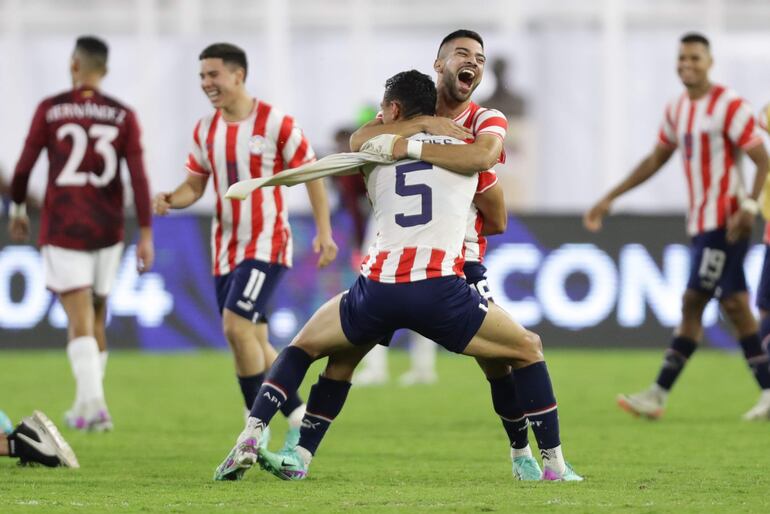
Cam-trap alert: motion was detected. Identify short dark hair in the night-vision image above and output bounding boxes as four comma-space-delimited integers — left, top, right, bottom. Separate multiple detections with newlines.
437, 29, 484, 57
75, 36, 108, 70
199, 43, 248, 79
680, 32, 710, 48
384, 70, 437, 119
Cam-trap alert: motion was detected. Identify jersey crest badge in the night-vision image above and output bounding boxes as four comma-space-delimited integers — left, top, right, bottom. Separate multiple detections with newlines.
249, 135, 266, 155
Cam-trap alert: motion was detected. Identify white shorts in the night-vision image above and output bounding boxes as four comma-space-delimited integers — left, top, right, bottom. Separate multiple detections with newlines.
41, 243, 125, 297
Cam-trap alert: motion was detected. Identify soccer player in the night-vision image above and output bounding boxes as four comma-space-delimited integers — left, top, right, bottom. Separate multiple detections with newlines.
348, 29, 540, 479
153, 43, 338, 447
214, 69, 582, 483
750, 103, 770, 420
583, 33, 770, 420
0, 411, 79, 468
8, 36, 154, 431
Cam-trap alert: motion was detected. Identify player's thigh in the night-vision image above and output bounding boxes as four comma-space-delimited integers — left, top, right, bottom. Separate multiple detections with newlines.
93, 242, 124, 297
291, 293, 360, 359
324, 343, 377, 382
59, 288, 95, 338
463, 302, 543, 365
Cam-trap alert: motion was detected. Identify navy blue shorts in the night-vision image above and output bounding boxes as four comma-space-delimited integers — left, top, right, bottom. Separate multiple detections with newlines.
686, 228, 748, 299
339, 275, 489, 354
757, 245, 770, 311
214, 259, 287, 323
464, 261, 493, 302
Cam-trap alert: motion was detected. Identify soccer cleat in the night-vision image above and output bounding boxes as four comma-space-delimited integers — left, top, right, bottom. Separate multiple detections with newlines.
541, 462, 583, 482
12, 411, 80, 468
281, 426, 301, 452
259, 425, 272, 451
617, 389, 665, 420
257, 446, 308, 481
512, 455, 542, 481
0, 410, 13, 435
398, 369, 437, 386
742, 393, 770, 421
213, 418, 263, 481
65, 400, 113, 432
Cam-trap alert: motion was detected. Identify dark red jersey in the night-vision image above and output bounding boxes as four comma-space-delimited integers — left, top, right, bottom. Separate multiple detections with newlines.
11, 86, 151, 250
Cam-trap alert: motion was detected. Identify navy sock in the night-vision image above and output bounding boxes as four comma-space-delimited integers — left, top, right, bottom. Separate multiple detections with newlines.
513, 361, 560, 451
279, 390, 304, 418
760, 316, 770, 353
298, 375, 351, 455
237, 372, 265, 410
249, 346, 313, 424
655, 336, 697, 390
739, 334, 770, 389
487, 373, 529, 449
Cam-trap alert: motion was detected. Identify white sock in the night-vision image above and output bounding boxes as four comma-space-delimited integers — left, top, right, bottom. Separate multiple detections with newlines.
295, 445, 313, 467
760, 389, 770, 402
100, 351, 109, 379
67, 336, 105, 405
359, 344, 388, 375
511, 445, 533, 459
541, 445, 566, 475
287, 404, 306, 429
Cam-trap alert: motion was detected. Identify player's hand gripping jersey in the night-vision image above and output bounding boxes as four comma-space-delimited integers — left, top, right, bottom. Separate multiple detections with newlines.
360, 133, 477, 283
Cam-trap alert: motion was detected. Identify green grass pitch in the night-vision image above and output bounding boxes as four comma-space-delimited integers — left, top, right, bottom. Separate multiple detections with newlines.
1, 349, 769, 513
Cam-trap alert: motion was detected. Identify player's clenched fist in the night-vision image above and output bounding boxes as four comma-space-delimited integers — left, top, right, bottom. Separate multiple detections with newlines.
153, 192, 173, 215
583, 198, 612, 233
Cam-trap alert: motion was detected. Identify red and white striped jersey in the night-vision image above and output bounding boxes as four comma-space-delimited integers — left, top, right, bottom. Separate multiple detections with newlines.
658, 85, 763, 236
360, 133, 477, 283
455, 102, 507, 263
464, 170, 499, 263
186, 99, 315, 275
758, 103, 770, 243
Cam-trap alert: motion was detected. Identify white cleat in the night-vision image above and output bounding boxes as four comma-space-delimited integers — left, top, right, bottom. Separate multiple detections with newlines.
742, 392, 770, 421
65, 399, 113, 432
25, 411, 80, 468
617, 387, 665, 420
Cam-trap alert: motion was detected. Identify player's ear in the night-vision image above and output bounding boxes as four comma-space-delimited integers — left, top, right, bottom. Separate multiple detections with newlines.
433, 58, 442, 73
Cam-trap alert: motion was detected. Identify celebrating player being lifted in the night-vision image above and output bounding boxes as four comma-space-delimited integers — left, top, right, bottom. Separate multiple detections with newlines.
214, 69, 582, 482
8, 36, 154, 431
154, 43, 338, 449
584, 33, 770, 420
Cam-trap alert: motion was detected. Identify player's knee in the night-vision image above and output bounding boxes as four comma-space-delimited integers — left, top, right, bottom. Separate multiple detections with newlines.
681, 290, 708, 318
476, 357, 511, 379
516, 331, 544, 364
719, 295, 748, 320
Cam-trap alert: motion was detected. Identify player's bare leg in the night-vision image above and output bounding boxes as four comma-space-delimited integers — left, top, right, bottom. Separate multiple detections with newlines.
463, 302, 582, 481
719, 292, 770, 420
618, 289, 709, 420
61, 288, 110, 431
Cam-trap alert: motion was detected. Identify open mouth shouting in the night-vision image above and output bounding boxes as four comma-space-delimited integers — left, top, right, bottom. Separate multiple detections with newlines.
457, 68, 477, 94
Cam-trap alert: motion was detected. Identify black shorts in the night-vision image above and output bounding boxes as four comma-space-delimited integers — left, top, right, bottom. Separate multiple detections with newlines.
686, 228, 748, 299
214, 259, 287, 323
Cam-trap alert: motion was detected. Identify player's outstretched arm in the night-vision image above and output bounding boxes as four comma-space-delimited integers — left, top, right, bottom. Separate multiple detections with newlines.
474, 182, 507, 236
153, 173, 208, 215
392, 133, 503, 176
726, 143, 770, 243
583, 143, 675, 232
305, 178, 338, 268
350, 117, 471, 152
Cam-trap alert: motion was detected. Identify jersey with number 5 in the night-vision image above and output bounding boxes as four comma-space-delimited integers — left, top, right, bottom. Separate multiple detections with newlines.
11, 86, 152, 250
360, 133, 478, 283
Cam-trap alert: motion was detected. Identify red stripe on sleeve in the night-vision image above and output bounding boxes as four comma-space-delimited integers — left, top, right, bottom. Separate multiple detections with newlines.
737, 117, 757, 148
394, 247, 417, 283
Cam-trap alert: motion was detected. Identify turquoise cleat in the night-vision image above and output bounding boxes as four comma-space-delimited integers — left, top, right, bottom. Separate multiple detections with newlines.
281, 426, 301, 452
0, 410, 13, 435
541, 462, 584, 482
512, 455, 542, 481
259, 426, 271, 451
258, 447, 308, 481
